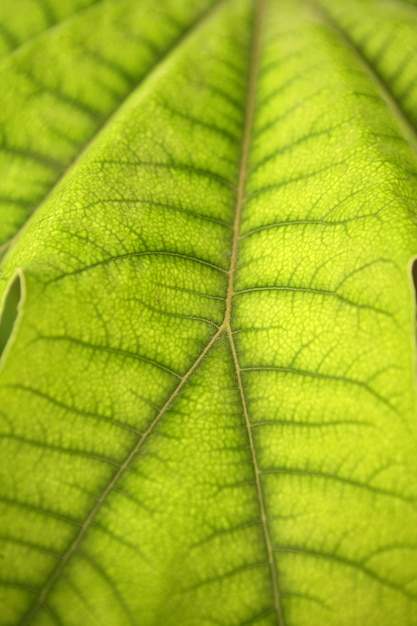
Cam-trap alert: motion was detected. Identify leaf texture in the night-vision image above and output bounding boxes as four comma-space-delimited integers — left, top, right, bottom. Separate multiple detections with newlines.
1, 0, 417, 625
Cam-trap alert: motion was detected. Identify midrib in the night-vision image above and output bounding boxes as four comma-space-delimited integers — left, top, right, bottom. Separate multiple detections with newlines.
222, 0, 285, 623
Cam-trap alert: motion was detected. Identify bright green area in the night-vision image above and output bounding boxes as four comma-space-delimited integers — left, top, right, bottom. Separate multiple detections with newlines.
0, 0, 417, 625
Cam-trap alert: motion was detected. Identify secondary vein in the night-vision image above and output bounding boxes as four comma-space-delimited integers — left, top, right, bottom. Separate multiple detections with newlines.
19, 325, 225, 626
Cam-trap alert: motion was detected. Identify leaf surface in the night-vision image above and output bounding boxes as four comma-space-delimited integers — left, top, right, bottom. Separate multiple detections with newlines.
1, 0, 417, 625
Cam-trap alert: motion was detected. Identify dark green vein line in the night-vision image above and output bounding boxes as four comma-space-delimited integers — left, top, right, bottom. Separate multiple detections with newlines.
81, 46, 137, 85
169, 314, 220, 328
255, 86, 326, 139
364, 30, 395, 67
18, 325, 224, 625
0, 144, 64, 172
47, 251, 229, 284
387, 47, 417, 90
241, 365, 396, 414
223, 0, 284, 624
95, 159, 235, 190
40, 603, 61, 626
256, 62, 322, 112
250, 122, 348, 174
311, 0, 417, 156
259, 467, 416, 508
0, 535, 60, 559
0, 0, 225, 266
16, 69, 104, 121
0, 433, 121, 467
189, 517, 264, 550
202, 81, 243, 115
92, 520, 148, 561
77, 550, 136, 626
80, 198, 233, 229
216, 54, 247, 89
0, 24, 19, 51
362, 543, 417, 566
259, 46, 307, 82
33, 334, 183, 378
0, 197, 34, 208
241, 607, 277, 625
334, 258, 399, 290
280, 591, 329, 611
117, 297, 221, 328
37, 0, 60, 28
0, 495, 82, 528
0, 581, 40, 594
158, 284, 226, 302
273, 545, 417, 601
54, 575, 98, 622
108, 485, 154, 516
245, 161, 347, 203
182, 560, 270, 593
239, 214, 381, 240
4, 383, 143, 435
251, 418, 374, 430
159, 99, 240, 144
233, 285, 393, 318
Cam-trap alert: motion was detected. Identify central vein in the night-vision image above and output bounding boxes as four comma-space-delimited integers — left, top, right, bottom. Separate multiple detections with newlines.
221, 0, 285, 624
223, 0, 262, 326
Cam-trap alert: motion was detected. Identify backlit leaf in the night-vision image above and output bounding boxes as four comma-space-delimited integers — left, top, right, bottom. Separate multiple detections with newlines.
1, 0, 417, 624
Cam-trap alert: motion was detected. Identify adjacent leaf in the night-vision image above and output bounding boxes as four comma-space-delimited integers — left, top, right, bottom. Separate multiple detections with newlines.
1, 0, 417, 625
0, 0, 100, 59
0, 0, 216, 254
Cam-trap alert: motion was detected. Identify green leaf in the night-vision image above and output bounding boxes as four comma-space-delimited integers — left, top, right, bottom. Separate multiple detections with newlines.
1, 0, 417, 624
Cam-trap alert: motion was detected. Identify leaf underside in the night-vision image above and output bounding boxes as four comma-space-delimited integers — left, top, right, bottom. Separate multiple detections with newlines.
1, 0, 417, 625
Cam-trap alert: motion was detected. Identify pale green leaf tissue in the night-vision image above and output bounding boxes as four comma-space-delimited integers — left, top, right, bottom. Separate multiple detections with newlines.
1, 0, 417, 624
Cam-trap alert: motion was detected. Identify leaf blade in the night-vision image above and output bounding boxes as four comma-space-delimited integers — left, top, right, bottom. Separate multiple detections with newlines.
1, 0, 417, 624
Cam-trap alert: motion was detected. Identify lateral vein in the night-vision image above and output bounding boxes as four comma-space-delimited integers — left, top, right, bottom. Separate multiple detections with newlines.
19, 325, 224, 625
